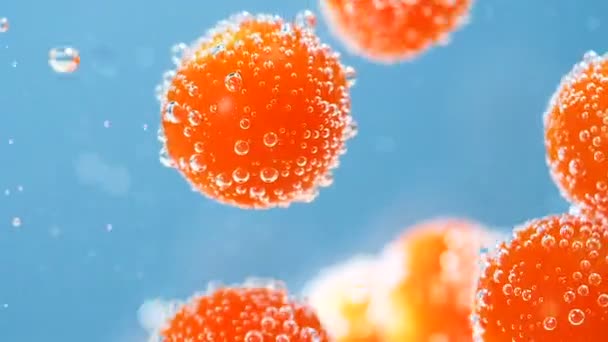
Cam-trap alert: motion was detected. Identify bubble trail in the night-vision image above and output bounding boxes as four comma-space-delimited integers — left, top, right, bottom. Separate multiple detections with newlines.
157, 11, 357, 209
545, 51, 608, 221
473, 214, 608, 341
318, 0, 473, 63
372, 218, 495, 342
141, 278, 329, 342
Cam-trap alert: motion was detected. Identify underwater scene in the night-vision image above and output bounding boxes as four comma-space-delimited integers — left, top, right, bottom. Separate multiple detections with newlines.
2, 0, 608, 341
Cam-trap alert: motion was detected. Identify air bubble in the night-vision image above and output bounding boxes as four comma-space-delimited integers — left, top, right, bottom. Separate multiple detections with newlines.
215, 173, 232, 189
225, 72, 243, 92
343, 121, 358, 140
586, 237, 601, 250
188, 111, 202, 126
541, 235, 556, 248
0, 18, 8, 33
560, 226, 574, 238
260, 167, 279, 183
245, 330, 264, 342
597, 293, 608, 307
563, 290, 576, 303
261, 316, 276, 332
189, 154, 207, 173
11, 217, 21, 227
300, 327, 320, 341
234, 140, 250, 155
543, 316, 557, 331
578, 284, 589, 296
275, 334, 290, 342
240, 118, 251, 129
170, 42, 187, 65
569, 158, 582, 175
588, 273, 602, 286
492, 270, 504, 283
568, 308, 585, 325
263, 132, 278, 147
49, 47, 80, 73
344, 66, 357, 87
594, 151, 605, 162
296, 156, 307, 167
282, 320, 298, 334
318, 173, 333, 187
232, 168, 250, 183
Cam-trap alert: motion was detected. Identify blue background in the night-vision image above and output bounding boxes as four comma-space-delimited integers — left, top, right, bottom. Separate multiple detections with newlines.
0, 0, 606, 341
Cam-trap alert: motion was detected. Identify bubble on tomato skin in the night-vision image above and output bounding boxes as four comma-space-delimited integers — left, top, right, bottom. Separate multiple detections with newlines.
170, 42, 189, 66
543, 316, 557, 331
263, 131, 279, 148
224, 71, 243, 92
294, 10, 317, 30
597, 293, 608, 307
568, 308, 585, 326
569, 204, 608, 226
49, 46, 80, 73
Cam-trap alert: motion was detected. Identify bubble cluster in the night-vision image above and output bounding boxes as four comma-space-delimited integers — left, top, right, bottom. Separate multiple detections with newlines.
157, 11, 356, 209
48, 47, 80, 73
545, 51, 608, 218
474, 214, 608, 340
318, 0, 473, 63
152, 279, 328, 342
373, 218, 495, 341
303, 255, 383, 342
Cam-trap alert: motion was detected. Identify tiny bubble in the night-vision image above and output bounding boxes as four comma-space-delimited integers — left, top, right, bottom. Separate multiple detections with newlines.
0, 18, 9, 33
568, 308, 585, 325
224, 72, 243, 92
49, 46, 80, 73
543, 316, 557, 331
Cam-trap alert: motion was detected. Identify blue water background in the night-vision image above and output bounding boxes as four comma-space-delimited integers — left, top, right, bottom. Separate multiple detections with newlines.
1, 0, 606, 341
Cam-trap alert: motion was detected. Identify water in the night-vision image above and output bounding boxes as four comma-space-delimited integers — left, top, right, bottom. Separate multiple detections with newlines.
0, 0, 606, 341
